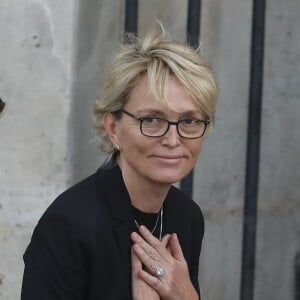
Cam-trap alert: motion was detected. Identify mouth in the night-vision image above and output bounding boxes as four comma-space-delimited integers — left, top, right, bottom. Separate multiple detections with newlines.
152, 155, 185, 162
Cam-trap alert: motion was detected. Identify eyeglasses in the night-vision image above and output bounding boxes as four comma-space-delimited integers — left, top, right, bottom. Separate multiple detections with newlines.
120, 109, 209, 139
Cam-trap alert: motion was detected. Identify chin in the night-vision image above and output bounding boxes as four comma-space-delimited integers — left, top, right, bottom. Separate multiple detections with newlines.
151, 169, 190, 185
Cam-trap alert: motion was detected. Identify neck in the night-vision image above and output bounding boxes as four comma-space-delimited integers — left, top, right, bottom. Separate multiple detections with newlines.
118, 162, 170, 213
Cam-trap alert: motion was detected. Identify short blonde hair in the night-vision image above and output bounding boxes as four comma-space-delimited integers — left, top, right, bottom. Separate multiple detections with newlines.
94, 27, 217, 153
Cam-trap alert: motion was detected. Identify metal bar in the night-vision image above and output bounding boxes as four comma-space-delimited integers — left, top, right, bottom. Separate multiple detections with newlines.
187, 0, 201, 47
124, 0, 138, 41
240, 0, 266, 300
180, 0, 201, 197
0, 97, 5, 114
295, 253, 300, 300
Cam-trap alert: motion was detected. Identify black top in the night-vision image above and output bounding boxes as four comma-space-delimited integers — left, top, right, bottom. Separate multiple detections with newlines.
132, 205, 163, 239
21, 164, 204, 299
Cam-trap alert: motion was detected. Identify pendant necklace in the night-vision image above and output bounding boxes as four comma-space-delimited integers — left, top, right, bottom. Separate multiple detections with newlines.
134, 206, 164, 240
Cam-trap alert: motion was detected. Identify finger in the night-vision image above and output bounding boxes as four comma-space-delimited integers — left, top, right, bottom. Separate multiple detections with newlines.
132, 231, 161, 261
131, 231, 169, 263
161, 234, 171, 255
131, 247, 142, 278
169, 233, 185, 261
138, 225, 161, 246
161, 234, 171, 248
138, 269, 169, 298
133, 244, 162, 275
130, 231, 144, 244
166, 245, 171, 255
131, 231, 170, 250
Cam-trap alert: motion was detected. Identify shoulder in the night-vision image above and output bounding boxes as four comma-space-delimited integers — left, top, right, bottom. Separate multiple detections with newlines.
25, 166, 123, 261
168, 186, 204, 221
34, 165, 120, 236
165, 185, 204, 237
45, 172, 101, 220
43, 165, 121, 218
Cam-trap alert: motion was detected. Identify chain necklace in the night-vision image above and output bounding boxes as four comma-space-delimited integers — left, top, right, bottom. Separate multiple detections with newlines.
134, 206, 164, 240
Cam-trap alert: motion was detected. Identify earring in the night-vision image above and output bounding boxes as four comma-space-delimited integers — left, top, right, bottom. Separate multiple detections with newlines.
115, 144, 121, 151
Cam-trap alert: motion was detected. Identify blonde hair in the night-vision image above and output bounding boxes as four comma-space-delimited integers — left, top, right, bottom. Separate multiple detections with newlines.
94, 26, 217, 153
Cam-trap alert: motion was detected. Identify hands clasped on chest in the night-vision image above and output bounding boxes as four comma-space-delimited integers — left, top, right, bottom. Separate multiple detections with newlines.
131, 225, 199, 300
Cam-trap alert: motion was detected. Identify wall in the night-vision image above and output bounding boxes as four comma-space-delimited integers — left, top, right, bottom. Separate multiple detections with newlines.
0, 0, 299, 299
0, 0, 76, 299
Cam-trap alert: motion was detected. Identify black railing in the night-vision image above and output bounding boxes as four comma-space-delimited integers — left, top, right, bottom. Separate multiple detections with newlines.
180, 0, 202, 197
295, 253, 300, 300
187, 0, 201, 48
125, 0, 138, 41
0, 98, 5, 114
240, 0, 266, 300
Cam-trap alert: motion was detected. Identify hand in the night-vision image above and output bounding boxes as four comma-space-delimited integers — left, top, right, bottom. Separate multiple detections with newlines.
131, 226, 199, 300
131, 234, 170, 300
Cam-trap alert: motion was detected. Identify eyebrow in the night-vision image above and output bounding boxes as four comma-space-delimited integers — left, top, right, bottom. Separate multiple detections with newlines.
135, 108, 205, 118
135, 109, 166, 116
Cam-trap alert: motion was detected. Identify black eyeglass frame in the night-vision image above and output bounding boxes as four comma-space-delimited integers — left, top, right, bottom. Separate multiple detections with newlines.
120, 109, 210, 139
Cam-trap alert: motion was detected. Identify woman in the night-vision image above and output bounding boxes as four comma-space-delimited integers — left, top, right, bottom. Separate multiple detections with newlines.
21, 27, 217, 300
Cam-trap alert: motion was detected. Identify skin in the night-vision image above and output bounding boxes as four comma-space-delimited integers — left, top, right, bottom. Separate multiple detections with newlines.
131, 234, 171, 299
103, 74, 203, 299
131, 226, 199, 300
104, 74, 204, 212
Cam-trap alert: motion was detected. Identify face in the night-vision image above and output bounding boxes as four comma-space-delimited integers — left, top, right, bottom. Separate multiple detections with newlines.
104, 75, 205, 187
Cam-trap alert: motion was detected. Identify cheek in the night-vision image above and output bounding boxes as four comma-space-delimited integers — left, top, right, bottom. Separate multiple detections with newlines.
116, 122, 139, 144
187, 139, 203, 156
118, 129, 149, 154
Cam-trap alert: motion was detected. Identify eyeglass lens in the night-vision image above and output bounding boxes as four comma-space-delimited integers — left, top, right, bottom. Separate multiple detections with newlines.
141, 118, 206, 138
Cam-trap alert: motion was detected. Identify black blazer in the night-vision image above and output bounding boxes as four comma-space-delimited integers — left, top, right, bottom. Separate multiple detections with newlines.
21, 165, 204, 300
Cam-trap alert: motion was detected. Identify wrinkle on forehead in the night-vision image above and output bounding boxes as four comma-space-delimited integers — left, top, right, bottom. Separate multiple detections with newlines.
152, 76, 202, 114
127, 75, 204, 118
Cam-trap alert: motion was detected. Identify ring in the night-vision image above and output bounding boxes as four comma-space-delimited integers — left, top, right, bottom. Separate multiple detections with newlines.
155, 266, 165, 277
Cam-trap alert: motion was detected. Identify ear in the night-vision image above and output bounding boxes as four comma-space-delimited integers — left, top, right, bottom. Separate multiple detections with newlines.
103, 112, 119, 146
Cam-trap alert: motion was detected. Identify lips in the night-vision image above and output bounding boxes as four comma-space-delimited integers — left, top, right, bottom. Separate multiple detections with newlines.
152, 155, 185, 160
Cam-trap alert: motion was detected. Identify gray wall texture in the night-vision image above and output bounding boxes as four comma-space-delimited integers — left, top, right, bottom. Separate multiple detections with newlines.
0, 0, 299, 299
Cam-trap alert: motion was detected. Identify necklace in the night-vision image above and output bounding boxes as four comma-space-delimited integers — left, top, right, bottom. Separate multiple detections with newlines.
134, 206, 164, 240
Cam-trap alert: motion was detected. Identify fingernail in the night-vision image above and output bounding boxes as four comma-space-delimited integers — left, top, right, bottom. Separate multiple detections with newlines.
131, 232, 138, 240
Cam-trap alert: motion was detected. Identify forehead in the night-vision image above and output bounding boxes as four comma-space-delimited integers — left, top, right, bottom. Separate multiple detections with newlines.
126, 75, 201, 114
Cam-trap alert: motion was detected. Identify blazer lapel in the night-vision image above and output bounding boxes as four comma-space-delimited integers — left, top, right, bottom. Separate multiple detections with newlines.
97, 165, 136, 283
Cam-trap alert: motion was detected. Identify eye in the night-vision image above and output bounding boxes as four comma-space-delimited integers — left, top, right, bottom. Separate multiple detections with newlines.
180, 118, 199, 125
142, 117, 161, 124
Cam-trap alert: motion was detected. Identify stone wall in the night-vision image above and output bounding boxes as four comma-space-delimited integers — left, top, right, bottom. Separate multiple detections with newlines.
0, 0, 76, 298
0, 0, 299, 299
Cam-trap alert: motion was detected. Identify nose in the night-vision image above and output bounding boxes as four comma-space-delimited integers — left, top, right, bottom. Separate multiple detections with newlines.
162, 124, 180, 147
